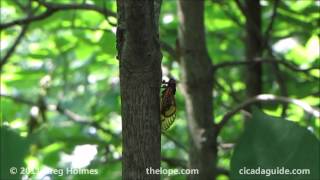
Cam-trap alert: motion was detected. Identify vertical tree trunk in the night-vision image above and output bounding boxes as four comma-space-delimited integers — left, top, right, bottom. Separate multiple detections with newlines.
245, 0, 262, 97
177, 1, 217, 179
117, 0, 162, 179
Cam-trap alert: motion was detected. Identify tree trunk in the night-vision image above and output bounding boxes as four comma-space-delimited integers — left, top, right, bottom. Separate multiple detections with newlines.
177, 0, 217, 179
117, 0, 162, 179
245, 0, 262, 97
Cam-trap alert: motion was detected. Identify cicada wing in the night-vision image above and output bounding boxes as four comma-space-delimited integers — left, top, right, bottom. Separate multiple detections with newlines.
160, 84, 177, 131
161, 113, 176, 131
163, 101, 176, 117
160, 88, 174, 113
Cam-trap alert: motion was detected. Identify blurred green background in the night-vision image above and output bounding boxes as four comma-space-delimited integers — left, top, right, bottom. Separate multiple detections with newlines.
0, 0, 319, 179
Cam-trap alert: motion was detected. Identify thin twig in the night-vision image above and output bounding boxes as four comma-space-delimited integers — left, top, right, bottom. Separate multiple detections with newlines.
215, 0, 243, 27
0, 94, 118, 137
218, 143, 235, 150
214, 79, 241, 103
67, 25, 111, 32
0, 93, 36, 106
212, 59, 319, 74
1, 8, 53, 30
160, 41, 177, 61
34, 0, 116, 18
263, 0, 280, 49
264, 0, 290, 117
0, 24, 29, 69
233, 0, 247, 17
265, 47, 290, 117
216, 94, 320, 134
0, 0, 116, 30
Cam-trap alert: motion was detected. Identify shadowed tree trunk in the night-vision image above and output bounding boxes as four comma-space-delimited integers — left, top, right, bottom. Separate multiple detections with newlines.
177, 0, 217, 179
245, 0, 262, 97
116, 0, 162, 179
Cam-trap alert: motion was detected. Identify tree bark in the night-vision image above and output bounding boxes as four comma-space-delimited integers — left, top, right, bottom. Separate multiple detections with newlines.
177, 0, 217, 179
245, 0, 262, 97
117, 0, 162, 179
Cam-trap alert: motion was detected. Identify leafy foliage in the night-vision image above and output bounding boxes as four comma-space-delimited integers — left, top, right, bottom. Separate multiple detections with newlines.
230, 109, 319, 180
0, 127, 31, 180
0, 0, 319, 179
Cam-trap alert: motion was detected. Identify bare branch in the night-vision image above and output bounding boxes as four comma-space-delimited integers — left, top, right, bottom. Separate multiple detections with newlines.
233, 0, 276, 52
263, 0, 280, 47
0, 0, 116, 30
34, 0, 116, 17
0, 93, 36, 106
160, 41, 177, 61
0, 24, 29, 70
55, 104, 91, 123
216, 94, 320, 134
233, 0, 247, 17
63, 25, 111, 32
213, 59, 319, 74
218, 143, 235, 150
0, 8, 53, 30
214, 79, 241, 103
0, 93, 118, 137
214, 0, 243, 27
270, 61, 289, 117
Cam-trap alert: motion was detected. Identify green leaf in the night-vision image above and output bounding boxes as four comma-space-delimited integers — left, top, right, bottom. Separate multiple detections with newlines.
230, 109, 320, 180
99, 31, 116, 56
41, 143, 65, 167
0, 126, 30, 180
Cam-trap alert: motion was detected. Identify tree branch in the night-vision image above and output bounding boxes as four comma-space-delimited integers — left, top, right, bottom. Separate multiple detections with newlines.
212, 58, 319, 74
160, 41, 177, 61
218, 143, 235, 150
35, 0, 116, 17
0, 24, 29, 70
263, 0, 280, 48
0, 93, 35, 106
233, 0, 247, 17
262, 0, 289, 117
0, 0, 116, 30
270, 61, 289, 117
0, 93, 117, 137
62, 25, 111, 32
214, 78, 241, 103
0, 8, 53, 30
55, 104, 91, 123
216, 94, 320, 134
214, 0, 243, 27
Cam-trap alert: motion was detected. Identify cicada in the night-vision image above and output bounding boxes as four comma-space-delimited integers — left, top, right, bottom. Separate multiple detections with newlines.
160, 78, 177, 131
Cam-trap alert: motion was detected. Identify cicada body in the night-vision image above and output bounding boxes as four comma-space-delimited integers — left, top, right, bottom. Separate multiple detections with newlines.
160, 78, 177, 131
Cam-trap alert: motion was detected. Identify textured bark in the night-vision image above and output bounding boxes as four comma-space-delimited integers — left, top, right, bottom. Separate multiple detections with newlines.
117, 0, 162, 179
245, 0, 262, 97
177, 1, 217, 179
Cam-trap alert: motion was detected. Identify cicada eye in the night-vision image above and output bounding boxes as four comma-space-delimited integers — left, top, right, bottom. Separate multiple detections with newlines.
169, 78, 177, 84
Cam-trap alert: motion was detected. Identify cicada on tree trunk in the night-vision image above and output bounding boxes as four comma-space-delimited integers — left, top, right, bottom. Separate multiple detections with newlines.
160, 78, 177, 131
